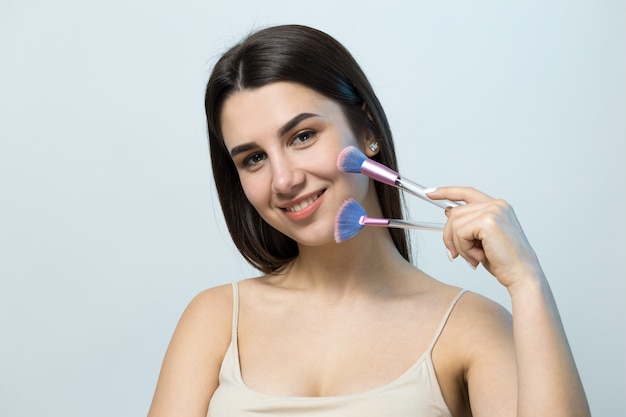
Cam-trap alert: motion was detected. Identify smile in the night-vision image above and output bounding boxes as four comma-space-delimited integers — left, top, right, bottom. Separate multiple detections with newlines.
285, 191, 324, 213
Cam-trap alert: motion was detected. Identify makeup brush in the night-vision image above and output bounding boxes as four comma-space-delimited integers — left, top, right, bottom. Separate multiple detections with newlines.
337, 146, 459, 210
334, 199, 445, 243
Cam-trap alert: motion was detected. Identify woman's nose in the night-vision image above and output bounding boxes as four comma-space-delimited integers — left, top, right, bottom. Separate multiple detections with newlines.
271, 157, 305, 194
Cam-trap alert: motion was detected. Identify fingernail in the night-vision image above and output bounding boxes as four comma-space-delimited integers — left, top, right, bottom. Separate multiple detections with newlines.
423, 187, 437, 195
465, 259, 477, 270
446, 248, 454, 262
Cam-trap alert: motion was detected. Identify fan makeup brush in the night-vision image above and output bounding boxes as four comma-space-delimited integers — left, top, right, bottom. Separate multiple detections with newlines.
334, 199, 445, 243
336, 146, 459, 210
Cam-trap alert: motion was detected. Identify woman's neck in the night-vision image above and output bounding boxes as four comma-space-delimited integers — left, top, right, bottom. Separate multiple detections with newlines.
273, 227, 416, 298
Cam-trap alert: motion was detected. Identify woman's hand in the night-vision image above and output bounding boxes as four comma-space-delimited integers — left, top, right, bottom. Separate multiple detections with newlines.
426, 186, 544, 289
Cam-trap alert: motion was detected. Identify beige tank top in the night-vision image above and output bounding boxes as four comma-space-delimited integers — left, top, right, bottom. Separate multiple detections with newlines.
207, 282, 467, 417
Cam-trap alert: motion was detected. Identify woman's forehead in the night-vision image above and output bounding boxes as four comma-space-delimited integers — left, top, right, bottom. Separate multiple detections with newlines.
220, 82, 342, 141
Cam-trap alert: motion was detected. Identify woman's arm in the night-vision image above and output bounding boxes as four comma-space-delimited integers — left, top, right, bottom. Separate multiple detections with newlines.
428, 186, 591, 417
147, 284, 233, 417
508, 272, 589, 416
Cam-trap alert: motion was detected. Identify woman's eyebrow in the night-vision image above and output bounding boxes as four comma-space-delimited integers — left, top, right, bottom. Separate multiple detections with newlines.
229, 142, 258, 158
277, 112, 320, 137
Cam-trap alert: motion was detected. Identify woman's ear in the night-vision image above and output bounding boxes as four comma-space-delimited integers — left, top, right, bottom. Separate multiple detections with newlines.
365, 140, 380, 157
360, 103, 380, 157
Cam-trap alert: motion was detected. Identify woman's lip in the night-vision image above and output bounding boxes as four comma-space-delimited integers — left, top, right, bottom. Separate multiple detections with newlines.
281, 190, 325, 211
282, 191, 325, 221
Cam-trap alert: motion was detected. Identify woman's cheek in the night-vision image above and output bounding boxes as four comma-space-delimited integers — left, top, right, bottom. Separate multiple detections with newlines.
346, 170, 371, 200
240, 175, 267, 209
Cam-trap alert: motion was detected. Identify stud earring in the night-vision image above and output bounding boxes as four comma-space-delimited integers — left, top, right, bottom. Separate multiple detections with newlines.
369, 142, 379, 152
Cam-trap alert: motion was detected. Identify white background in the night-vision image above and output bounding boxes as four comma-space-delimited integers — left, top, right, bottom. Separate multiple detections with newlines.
1, 1, 624, 416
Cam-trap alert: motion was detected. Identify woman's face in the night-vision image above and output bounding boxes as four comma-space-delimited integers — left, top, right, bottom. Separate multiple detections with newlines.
220, 82, 377, 247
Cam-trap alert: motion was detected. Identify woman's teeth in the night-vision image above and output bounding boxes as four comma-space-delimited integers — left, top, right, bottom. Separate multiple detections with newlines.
287, 194, 319, 212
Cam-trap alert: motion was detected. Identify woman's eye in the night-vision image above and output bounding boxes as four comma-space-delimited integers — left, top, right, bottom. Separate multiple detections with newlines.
243, 152, 266, 167
292, 130, 316, 145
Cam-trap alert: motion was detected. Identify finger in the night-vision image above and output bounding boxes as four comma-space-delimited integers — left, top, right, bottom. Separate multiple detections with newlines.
425, 186, 493, 205
441, 196, 502, 263
442, 203, 484, 261
448, 209, 487, 267
444, 198, 493, 219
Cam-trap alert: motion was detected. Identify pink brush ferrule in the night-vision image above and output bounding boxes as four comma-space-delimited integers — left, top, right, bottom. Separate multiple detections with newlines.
360, 216, 391, 227
360, 159, 399, 187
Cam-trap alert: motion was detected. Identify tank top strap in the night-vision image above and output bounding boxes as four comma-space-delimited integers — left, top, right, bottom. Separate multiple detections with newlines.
425, 289, 468, 354
230, 282, 240, 344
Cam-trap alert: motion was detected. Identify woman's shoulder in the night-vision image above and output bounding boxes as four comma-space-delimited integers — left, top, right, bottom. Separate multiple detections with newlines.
173, 283, 238, 350
438, 289, 514, 363
419, 274, 511, 327
455, 291, 512, 330
433, 288, 515, 388
186, 282, 235, 318
148, 282, 246, 414
185, 277, 266, 321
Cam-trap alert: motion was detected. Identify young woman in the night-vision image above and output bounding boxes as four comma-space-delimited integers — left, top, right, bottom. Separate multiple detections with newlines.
148, 25, 590, 417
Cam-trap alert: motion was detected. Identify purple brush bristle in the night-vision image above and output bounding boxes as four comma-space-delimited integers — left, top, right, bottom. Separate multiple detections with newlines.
337, 146, 399, 187
334, 199, 366, 242
336, 146, 367, 173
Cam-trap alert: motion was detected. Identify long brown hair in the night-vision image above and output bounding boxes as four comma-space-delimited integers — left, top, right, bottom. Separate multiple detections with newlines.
205, 25, 410, 273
